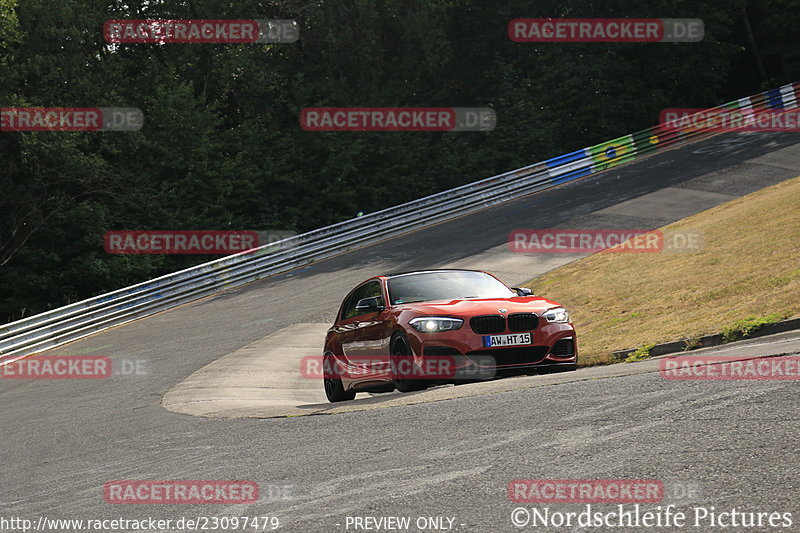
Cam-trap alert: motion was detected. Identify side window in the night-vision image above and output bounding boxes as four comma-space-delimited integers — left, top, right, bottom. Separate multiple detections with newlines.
341, 281, 384, 320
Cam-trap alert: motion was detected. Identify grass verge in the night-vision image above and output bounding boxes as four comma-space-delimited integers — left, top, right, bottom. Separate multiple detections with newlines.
521, 175, 800, 366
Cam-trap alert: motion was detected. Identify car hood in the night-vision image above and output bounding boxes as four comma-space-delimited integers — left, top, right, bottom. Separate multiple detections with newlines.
397, 297, 561, 317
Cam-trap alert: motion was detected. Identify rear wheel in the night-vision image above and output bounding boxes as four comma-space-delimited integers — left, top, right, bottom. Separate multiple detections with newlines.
391, 333, 426, 393
323, 353, 356, 402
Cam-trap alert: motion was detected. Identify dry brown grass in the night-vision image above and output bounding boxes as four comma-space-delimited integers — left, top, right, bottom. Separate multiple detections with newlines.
522, 175, 800, 365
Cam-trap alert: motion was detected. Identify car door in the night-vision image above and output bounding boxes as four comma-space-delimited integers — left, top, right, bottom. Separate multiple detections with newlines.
336, 280, 391, 381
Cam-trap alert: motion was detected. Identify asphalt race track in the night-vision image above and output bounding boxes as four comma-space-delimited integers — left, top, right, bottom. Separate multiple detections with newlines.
2, 131, 800, 532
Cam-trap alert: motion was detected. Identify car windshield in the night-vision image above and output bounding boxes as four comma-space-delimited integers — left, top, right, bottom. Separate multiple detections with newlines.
387, 271, 515, 305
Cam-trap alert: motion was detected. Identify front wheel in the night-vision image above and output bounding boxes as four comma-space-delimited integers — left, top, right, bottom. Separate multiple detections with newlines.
391, 333, 426, 393
323, 354, 356, 402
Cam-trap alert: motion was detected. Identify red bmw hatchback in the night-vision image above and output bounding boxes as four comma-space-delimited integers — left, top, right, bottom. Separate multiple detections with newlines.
323, 269, 577, 402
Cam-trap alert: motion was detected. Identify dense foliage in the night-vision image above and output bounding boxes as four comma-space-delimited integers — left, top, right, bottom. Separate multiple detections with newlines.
1, 0, 798, 322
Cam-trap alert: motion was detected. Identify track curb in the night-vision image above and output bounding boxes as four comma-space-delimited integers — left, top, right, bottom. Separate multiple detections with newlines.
611, 317, 800, 362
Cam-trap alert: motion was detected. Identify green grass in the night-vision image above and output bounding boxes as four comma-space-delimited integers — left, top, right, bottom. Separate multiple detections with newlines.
720, 313, 787, 343
624, 344, 655, 363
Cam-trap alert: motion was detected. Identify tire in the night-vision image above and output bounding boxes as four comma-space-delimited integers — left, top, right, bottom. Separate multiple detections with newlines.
323, 353, 356, 402
391, 333, 426, 393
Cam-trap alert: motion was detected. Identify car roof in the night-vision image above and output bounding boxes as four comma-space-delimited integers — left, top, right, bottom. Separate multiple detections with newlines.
383, 269, 486, 278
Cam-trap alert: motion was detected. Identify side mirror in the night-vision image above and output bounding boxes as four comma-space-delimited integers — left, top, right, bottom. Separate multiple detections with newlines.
355, 296, 385, 312
513, 287, 533, 297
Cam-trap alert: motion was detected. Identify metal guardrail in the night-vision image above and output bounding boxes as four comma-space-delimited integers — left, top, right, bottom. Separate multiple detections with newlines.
1, 82, 797, 362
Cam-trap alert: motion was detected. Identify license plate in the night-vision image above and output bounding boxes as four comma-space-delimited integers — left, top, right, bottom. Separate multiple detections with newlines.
483, 333, 532, 347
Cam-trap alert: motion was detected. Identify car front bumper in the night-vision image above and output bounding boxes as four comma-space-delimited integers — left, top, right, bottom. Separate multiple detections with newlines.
406, 322, 577, 374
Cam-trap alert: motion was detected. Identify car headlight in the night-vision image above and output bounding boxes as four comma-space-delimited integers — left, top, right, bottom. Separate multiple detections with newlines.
543, 307, 570, 323
409, 317, 463, 332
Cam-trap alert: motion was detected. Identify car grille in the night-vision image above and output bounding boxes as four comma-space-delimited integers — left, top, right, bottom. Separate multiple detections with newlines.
466, 346, 549, 366
550, 338, 575, 357
508, 313, 538, 331
470, 315, 506, 334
